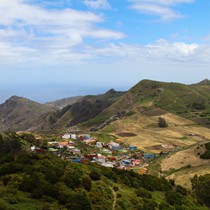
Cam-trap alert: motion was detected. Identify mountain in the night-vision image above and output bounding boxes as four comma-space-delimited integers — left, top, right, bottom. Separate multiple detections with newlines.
39, 89, 125, 131
2, 79, 210, 132
193, 79, 210, 86
0, 96, 55, 131
45, 96, 83, 109
84, 79, 210, 128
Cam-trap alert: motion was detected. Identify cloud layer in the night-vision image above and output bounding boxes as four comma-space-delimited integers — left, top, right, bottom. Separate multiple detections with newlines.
0, 0, 209, 68
0, 0, 123, 64
129, 0, 194, 21
84, 0, 111, 9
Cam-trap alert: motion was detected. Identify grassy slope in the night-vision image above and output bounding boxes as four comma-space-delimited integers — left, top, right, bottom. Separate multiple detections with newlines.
147, 143, 210, 190
100, 112, 210, 153
85, 79, 210, 129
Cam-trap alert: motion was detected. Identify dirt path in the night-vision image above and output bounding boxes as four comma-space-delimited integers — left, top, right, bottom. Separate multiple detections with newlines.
109, 186, 117, 210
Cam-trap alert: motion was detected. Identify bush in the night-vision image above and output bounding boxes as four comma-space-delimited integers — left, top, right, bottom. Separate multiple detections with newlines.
143, 198, 157, 210
82, 176, 92, 191
200, 150, 210, 159
90, 171, 101, 181
205, 142, 210, 150
166, 191, 183, 205
158, 117, 168, 128
192, 174, 210, 207
135, 188, 152, 199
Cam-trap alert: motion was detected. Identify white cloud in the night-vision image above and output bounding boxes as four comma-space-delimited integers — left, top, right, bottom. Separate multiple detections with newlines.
82, 39, 210, 65
84, 0, 111, 9
129, 0, 194, 21
0, 0, 123, 57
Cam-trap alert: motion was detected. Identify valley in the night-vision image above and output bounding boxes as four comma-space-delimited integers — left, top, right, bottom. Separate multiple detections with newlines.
1, 79, 210, 209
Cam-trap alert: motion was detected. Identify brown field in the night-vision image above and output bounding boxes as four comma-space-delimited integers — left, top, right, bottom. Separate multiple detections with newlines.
102, 111, 210, 188
166, 165, 210, 189
106, 112, 210, 153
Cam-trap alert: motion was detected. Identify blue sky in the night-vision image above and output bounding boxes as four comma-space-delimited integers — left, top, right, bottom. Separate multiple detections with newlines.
0, 0, 210, 103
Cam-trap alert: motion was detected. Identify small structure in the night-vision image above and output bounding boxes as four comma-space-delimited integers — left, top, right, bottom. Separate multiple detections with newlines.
144, 153, 155, 160
68, 141, 75, 146
131, 159, 142, 166
70, 134, 77, 140
129, 145, 137, 151
67, 146, 75, 150
71, 148, 81, 154
80, 157, 90, 164
109, 141, 121, 151
96, 154, 107, 164
62, 133, 71, 139
48, 148, 59, 152
96, 142, 103, 148
84, 154, 97, 160
71, 158, 81, 163
101, 162, 114, 168
122, 159, 130, 165
57, 141, 68, 148
101, 148, 112, 155
30, 146, 36, 151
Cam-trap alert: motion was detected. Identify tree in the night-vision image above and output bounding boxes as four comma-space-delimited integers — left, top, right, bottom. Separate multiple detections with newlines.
158, 117, 168, 128
82, 176, 92, 191
192, 174, 210, 207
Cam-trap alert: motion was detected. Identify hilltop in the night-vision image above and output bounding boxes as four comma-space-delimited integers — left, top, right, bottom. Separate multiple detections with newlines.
45, 96, 83, 109
38, 89, 125, 131
0, 96, 55, 131
84, 79, 210, 129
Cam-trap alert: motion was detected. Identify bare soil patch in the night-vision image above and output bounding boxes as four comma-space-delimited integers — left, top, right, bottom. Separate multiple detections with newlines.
117, 132, 137, 137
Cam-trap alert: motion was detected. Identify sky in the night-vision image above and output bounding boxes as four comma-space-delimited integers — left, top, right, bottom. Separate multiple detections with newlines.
0, 0, 210, 103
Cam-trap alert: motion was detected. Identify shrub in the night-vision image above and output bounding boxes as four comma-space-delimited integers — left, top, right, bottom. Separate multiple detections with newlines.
82, 176, 92, 191
135, 188, 152, 199
90, 171, 101, 181
158, 117, 168, 128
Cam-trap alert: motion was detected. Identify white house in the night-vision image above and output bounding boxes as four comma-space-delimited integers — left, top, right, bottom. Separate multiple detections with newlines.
96, 142, 103, 148
70, 134, 77, 140
62, 133, 71, 139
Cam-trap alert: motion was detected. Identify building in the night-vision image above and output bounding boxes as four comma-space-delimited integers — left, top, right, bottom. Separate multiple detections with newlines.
62, 133, 71, 139
144, 153, 155, 160
129, 145, 137, 151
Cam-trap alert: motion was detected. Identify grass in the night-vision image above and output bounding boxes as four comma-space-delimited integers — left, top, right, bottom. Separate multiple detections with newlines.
91, 132, 116, 143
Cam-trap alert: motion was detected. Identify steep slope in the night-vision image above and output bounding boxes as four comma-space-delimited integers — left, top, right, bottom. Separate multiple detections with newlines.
84, 79, 210, 128
0, 96, 55, 131
39, 89, 125, 131
45, 96, 83, 109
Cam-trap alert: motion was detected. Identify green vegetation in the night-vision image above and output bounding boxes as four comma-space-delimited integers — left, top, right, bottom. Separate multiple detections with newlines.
192, 174, 210, 208
43, 89, 124, 130
200, 142, 210, 159
91, 132, 116, 143
158, 117, 168, 128
0, 132, 209, 209
80, 79, 210, 130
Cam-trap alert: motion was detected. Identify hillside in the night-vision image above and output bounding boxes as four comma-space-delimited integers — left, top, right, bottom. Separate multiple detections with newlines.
0, 96, 55, 131
0, 132, 209, 210
45, 96, 83, 109
147, 141, 210, 190
84, 79, 210, 129
39, 89, 125, 131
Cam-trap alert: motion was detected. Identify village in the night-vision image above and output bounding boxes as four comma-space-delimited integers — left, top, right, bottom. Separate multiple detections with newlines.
31, 133, 158, 174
